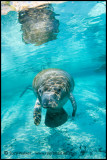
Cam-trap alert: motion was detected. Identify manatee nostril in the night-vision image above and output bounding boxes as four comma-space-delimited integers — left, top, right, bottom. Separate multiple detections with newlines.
42, 98, 49, 108
43, 101, 47, 106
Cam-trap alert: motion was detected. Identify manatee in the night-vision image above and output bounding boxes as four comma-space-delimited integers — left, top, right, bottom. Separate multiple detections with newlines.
18, 4, 59, 46
32, 68, 77, 128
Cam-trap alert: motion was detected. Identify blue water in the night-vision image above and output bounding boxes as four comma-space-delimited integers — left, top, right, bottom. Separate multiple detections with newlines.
1, 1, 106, 159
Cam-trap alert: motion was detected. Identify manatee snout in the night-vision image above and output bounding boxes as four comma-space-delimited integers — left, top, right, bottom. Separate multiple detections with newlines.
41, 92, 58, 108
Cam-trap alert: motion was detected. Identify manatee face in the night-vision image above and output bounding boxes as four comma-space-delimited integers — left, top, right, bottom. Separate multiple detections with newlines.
41, 92, 58, 108
38, 84, 68, 109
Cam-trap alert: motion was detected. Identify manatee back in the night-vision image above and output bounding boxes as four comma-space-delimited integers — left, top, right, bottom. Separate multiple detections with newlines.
32, 68, 74, 94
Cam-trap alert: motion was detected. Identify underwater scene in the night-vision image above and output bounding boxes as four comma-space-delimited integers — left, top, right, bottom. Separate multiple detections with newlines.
1, 1, 106, 159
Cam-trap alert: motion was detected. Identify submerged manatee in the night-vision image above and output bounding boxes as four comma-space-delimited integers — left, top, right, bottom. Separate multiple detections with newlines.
32, 68, 77, 128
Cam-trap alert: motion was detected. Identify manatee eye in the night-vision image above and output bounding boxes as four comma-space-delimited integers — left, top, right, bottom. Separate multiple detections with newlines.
54, 88, 61, 93
44, 87, 49, 92
38, 89, 42, 95
57, 88, 61, 92
19, 11, 26, 18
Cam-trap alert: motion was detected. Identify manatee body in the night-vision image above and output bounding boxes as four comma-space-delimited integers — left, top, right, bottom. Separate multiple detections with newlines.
32, 68, 77, 128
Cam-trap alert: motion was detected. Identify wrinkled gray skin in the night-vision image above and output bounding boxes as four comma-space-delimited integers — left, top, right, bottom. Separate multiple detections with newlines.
32, 68, 77, 128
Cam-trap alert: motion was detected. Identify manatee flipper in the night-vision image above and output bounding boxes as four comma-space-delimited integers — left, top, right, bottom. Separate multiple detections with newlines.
20, 85, 33, 97
45, 108, 68, 128
69, 93, 77, 117
33, 98, 42, 125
